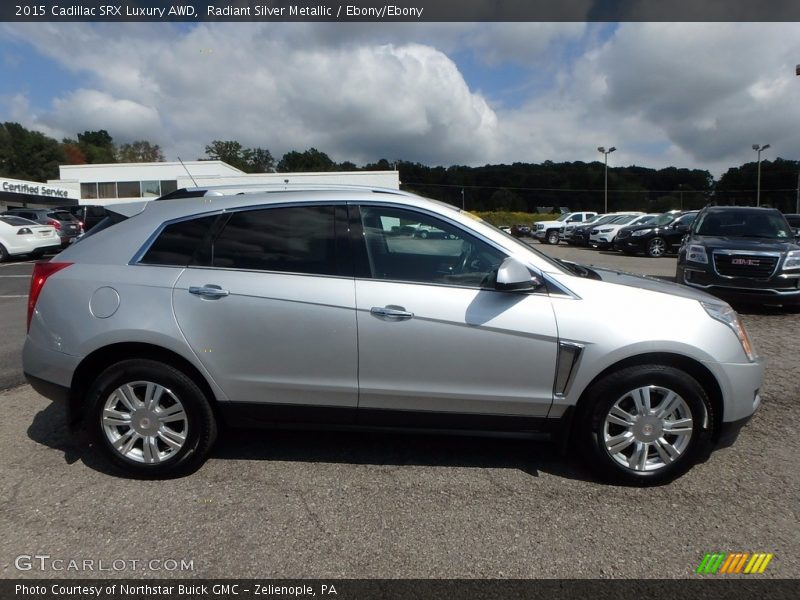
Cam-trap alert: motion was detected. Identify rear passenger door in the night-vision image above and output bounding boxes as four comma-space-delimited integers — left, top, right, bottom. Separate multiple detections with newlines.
169, 204, 359, 413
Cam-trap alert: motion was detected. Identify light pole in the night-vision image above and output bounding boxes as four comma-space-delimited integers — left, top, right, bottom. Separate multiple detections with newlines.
598, 146, 616, 213
752, 143, 770, 206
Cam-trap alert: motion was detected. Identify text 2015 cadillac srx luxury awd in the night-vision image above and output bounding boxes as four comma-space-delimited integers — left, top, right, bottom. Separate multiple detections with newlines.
23, 186, 764, 484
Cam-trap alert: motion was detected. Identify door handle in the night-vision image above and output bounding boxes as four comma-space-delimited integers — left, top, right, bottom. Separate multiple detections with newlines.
370, 306, 414, 320
189, 285, 230, 299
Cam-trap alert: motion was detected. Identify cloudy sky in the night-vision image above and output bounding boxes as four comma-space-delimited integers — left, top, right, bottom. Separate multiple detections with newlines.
1, 22, 799, 176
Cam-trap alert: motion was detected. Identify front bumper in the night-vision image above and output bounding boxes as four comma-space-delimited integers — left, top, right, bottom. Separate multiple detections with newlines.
679, 267, 800, 305
614, 237, 647, 252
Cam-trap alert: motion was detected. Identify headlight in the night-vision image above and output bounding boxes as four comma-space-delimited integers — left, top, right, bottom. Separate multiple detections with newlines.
632, 228, 653, 237
599, 228, 613, 233
17, 228, 33, 235
686, 244, 708, 264
783, 250, 800, 270
701, 301, 757, 362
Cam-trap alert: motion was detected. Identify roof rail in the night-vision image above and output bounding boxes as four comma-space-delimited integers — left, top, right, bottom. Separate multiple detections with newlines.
156, 183, 413, 201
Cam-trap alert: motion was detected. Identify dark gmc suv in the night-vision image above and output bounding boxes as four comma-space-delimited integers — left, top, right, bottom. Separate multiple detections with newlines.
676, 206, 800, 306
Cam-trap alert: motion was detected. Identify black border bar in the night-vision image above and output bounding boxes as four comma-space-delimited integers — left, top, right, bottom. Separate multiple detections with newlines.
4, 1, 800, 22
3, 579, 798, 600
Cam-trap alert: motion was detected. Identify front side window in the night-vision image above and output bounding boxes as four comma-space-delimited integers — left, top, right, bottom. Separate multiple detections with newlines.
358, 205, 505, 288
212, 206, 338, 275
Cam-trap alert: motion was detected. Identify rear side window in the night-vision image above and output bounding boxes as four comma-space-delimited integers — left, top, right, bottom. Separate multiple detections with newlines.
1, 216, 36, 226
140, 215, 217, 266
48, 211, 78, 221
212, 206, 338, 275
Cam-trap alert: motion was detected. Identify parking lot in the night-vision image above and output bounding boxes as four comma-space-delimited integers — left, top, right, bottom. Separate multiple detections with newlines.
1, 245, 798, 579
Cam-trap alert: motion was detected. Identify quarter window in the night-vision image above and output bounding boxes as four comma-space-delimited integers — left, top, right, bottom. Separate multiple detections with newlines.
140, 215, 217, 266
357, 206, 505, 287
212, 206, 338, 276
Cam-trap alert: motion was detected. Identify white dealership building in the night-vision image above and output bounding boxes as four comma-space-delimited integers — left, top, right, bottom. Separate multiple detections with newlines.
0, 161, 400, 211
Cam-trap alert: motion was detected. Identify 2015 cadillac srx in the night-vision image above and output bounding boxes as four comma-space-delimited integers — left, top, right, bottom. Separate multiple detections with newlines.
23, 186, 764, 484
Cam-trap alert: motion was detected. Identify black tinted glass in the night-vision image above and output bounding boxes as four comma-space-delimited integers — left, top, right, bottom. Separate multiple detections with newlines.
213, 206, 337, 275
1, 216, 35, 226
140, 215, 217, 266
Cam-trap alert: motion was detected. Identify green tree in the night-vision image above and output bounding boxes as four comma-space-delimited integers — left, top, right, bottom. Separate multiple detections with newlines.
0, 122, 65, 181
73, 129, 117, 163
244, 147, 275, 173
118, 140, 165, 163
204, 140, 248, 170
277, 148, 335, 172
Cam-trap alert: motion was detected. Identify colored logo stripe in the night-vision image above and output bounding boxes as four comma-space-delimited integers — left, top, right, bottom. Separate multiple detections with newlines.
697, 552, 773, 574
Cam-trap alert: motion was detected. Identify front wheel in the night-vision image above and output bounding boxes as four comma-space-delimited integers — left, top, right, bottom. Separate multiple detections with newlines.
88, 359, 217, 477
646, 236, 666, 258
546, 230, 560, 245
576, 365, 712, 485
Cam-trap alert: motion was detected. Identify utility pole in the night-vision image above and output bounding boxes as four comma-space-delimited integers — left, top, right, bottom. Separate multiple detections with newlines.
752, 144, 770, 207
461, 187, 465, 210
597, 146, 616, 213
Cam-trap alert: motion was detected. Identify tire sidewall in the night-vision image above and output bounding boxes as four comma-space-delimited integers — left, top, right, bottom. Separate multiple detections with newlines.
581, 365, 711, 485
88, 360, 213, 476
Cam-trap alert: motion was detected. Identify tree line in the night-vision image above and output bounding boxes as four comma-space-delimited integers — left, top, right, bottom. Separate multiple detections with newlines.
1, 122, 798, 213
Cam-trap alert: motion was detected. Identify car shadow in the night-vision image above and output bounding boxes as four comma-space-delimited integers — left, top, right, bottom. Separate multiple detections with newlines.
27, 401, 601, 484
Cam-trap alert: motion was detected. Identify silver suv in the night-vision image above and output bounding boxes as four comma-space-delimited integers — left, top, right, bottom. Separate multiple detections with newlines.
23, 186, 764, 484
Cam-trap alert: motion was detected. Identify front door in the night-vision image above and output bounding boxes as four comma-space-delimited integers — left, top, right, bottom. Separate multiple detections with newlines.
351, 204, 558, 420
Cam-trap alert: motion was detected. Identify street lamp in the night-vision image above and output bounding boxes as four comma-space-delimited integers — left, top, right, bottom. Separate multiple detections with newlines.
598, 146, 616, 213
752, 143, 770, 207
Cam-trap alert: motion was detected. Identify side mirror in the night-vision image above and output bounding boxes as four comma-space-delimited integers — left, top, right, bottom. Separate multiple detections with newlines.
495, 257, 541, 292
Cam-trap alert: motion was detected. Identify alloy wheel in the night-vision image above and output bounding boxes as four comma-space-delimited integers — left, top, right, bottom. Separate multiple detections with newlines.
101, 381, 188, 464
602, 385, 693, 473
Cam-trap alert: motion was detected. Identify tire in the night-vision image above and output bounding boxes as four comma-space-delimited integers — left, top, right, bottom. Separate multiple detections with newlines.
88, 359, 217, 477
0, 244, 8, 263
646, 236, 667, 258
576, 365, 712, 486
546, 230, 560, 245
418, 230, 428, 239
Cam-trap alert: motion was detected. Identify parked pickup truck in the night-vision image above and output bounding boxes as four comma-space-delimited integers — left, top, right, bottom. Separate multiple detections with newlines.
534, 211, 597, 245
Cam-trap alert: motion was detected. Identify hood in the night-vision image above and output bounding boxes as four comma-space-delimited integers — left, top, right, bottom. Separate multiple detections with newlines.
589, 266, 721, 304
689, 235, 799, 252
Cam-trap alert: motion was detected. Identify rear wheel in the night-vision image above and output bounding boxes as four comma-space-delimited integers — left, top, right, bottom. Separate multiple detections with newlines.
546, 230, 560, 245
88, 359, 217, 477
646, 237, 666, 258
0, 244, 8, 262
576, 365, 712, 485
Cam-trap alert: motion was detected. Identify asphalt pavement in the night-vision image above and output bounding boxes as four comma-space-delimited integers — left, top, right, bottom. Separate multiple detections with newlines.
0, 244, 798, 580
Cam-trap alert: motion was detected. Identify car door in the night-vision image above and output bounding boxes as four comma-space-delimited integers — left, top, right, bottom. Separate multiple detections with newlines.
667, 213, 697, 251
170, 204, 359, 416
351, 204, 559, 423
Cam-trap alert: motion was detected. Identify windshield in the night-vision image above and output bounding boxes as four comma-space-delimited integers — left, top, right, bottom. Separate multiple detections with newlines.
652, 213, 675, 227
613, 214, 639, 225
467, 212, 570, 273
694, 210, 793, 239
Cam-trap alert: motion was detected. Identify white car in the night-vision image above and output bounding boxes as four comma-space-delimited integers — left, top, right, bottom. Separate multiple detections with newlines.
0, 215, 60, 262
589, 213, 657, 249
534, 211, 597, 245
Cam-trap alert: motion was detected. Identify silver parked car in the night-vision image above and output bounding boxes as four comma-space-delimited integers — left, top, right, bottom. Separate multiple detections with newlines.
23, 186, 764, 484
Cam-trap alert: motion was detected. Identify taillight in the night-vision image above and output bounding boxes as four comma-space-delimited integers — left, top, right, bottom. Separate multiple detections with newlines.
27, 261, 72, 331
47, 219, 62, 230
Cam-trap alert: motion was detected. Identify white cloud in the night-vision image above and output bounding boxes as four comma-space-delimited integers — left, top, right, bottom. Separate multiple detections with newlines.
2, 22, 800, 177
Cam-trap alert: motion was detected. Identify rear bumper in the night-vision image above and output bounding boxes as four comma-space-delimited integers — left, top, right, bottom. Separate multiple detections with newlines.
25, 372, 70, 403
